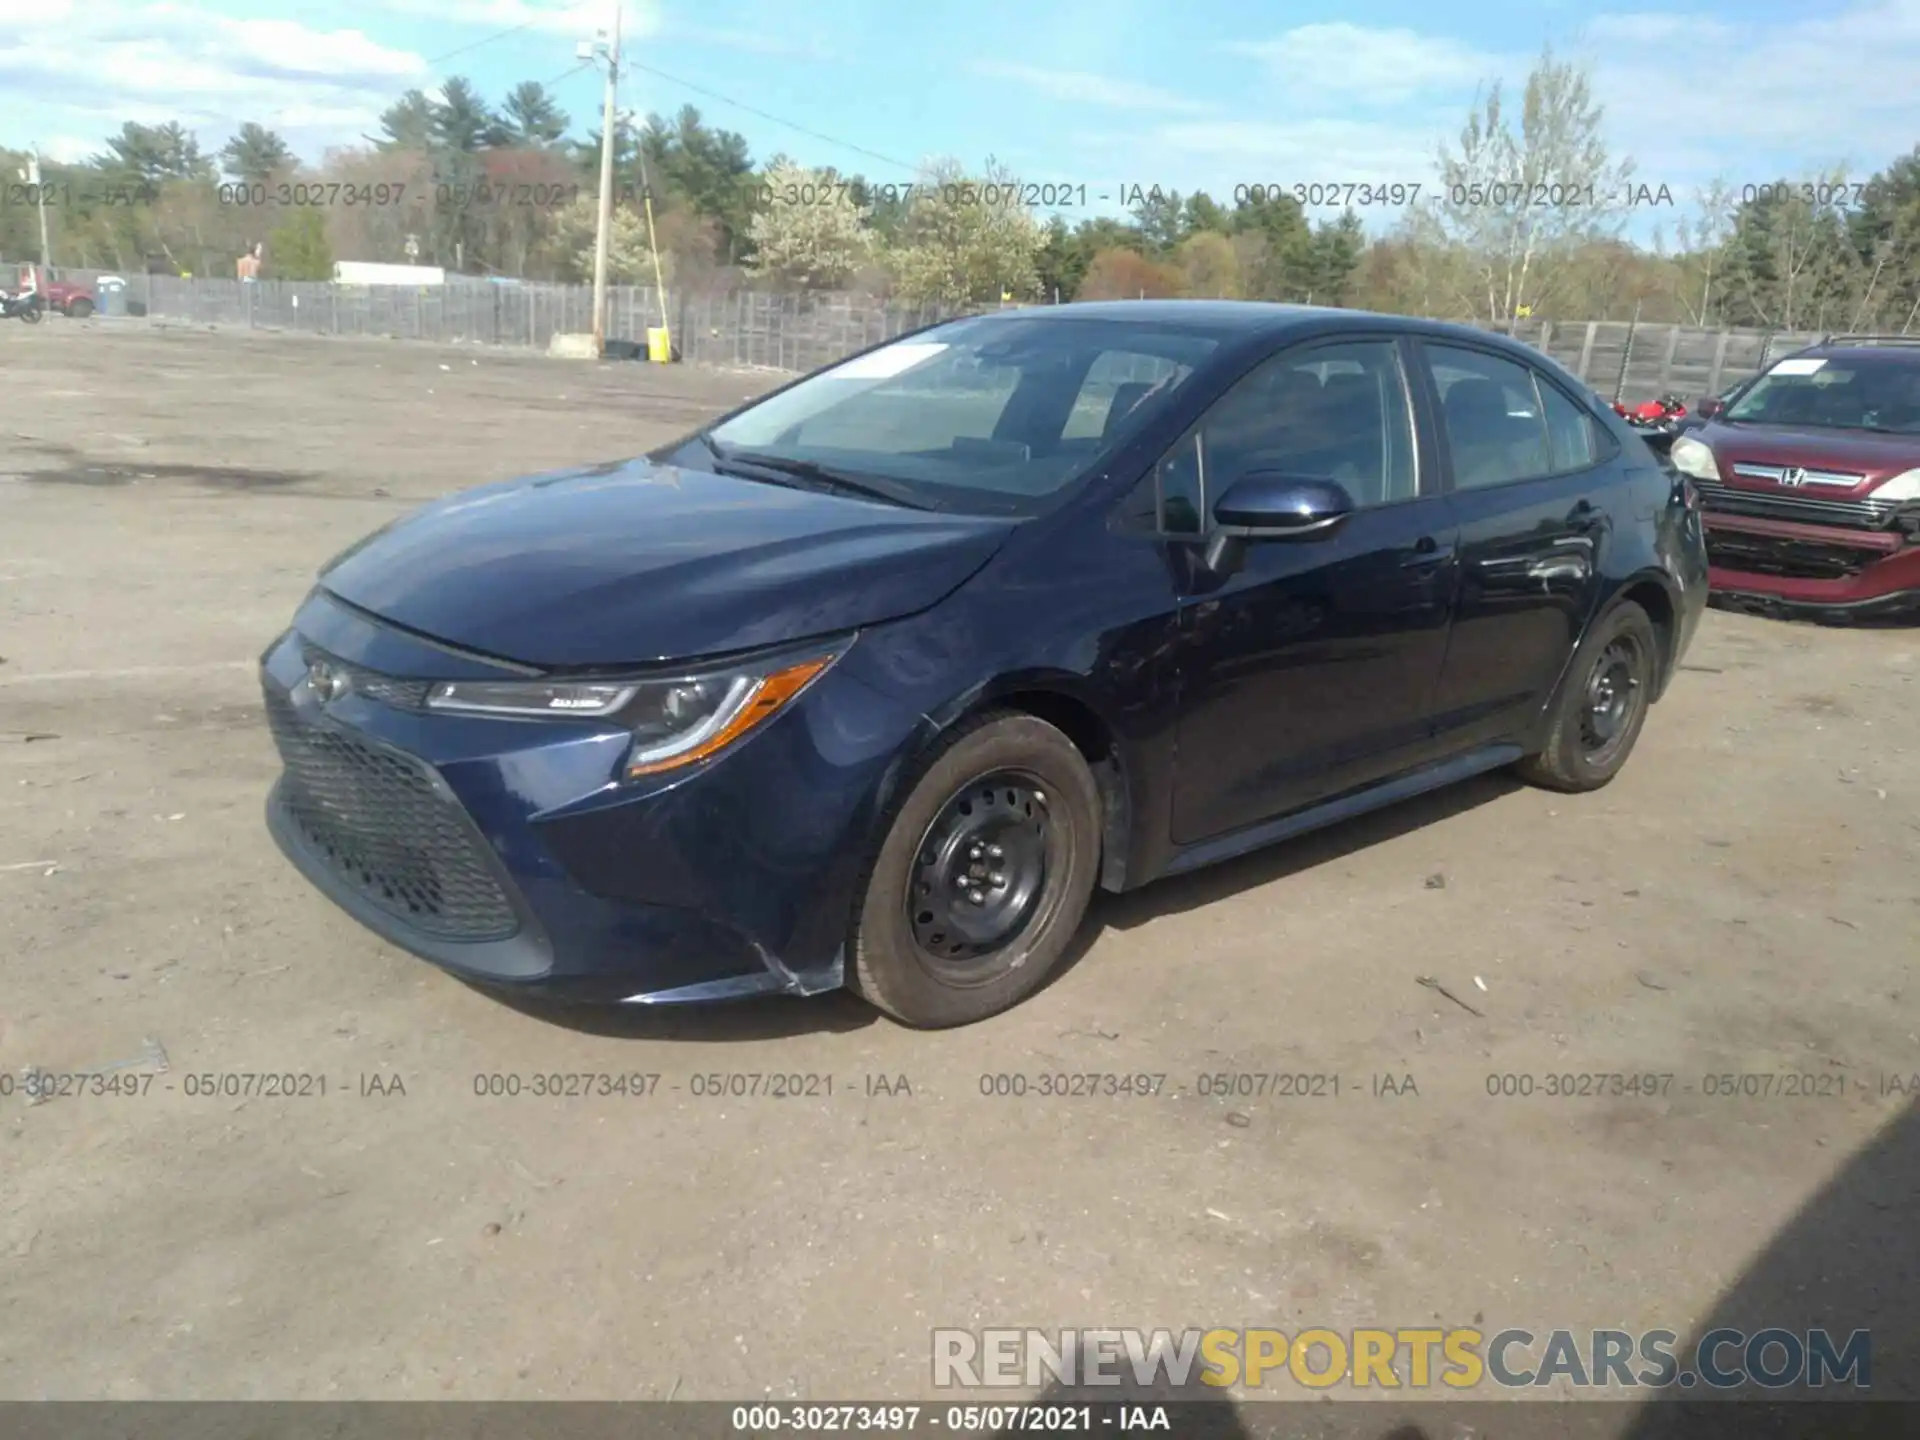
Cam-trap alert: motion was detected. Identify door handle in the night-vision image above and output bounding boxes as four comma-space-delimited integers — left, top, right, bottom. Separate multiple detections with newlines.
1401, 535, 1455, 567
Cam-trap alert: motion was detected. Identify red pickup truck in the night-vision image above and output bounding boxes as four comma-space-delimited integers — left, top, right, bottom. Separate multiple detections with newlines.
14, 265, 97, 318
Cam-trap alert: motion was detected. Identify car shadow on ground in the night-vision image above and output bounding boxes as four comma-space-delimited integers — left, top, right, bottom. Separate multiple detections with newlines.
482, 770, 1523, 1042
1043, 769, 1522, 994
484, 770, 1521, 1042
1615, 1094, 1918, 1438
987, 1097, 1911, 1439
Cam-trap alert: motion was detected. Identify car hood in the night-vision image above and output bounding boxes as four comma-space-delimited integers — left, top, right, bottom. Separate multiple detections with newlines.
318, 457, 1017, 668
1698, 421, 1920, 485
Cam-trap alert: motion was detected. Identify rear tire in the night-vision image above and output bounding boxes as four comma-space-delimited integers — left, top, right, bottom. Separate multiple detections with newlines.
847, 711, 1102, 1028
67, 298, 94, 320
1516, 600, 1658, 793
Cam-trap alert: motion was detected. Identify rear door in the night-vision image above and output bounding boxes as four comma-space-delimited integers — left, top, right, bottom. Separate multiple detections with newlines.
1413, 340, 1621, 751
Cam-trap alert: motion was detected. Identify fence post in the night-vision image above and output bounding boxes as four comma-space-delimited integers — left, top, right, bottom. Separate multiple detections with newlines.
1575, 322, 1598, 385
1705, 329, 1731, 398
1536, 320, 1553, 360
1613, 301, 1640, 403
1656, 324, 1682, 396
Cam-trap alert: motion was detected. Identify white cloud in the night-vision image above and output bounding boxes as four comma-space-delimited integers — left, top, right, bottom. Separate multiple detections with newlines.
1136, 5, 1920, 220
0, 3, 429, 160
0, 2, 677, 164
381, 1, 659, 40
40, 134, 103, 164
1587, 2, 1920, 182
1225, 23, 1503, 103
966, 60, 1211, 115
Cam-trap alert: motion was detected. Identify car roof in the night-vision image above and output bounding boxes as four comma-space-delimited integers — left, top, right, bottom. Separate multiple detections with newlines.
971, 300, 1537, 351
1792, 340, 1920, 364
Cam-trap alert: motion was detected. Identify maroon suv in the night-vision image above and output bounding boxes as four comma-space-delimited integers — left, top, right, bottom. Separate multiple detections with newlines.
1670, 338, 1920, 618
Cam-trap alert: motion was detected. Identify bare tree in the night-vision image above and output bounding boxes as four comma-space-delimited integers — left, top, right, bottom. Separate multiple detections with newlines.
1419, 46, 1635, 323
1667, 178, 1738, 325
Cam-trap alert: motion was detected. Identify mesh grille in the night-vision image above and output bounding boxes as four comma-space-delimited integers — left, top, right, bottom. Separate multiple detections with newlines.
1705, 529, 1883, 580
265, 684, 519, 941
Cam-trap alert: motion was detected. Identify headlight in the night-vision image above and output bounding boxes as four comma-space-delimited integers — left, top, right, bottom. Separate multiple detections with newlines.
427, 680, 640, 717
1871, 467, 1920, 502
1669, 435, 1720, 481
425, 645, 843, 779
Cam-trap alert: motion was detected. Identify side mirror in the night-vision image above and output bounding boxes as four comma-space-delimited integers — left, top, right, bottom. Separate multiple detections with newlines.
1203, 472, 1355, 574
1697, 397, 1727, 420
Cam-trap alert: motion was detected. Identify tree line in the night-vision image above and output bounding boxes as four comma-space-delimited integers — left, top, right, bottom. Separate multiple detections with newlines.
4, 47, 1918, 332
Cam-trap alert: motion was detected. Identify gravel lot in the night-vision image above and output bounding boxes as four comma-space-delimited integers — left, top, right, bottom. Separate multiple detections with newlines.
1, 323, 1915, 1414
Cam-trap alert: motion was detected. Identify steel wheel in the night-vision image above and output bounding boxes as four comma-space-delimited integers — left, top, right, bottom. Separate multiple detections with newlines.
1578, 634, 1645, 765
1515, 599, 1659, 794
905, 769, 1059, 981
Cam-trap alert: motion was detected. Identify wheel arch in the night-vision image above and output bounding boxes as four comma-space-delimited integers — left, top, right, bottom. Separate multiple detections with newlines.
1611, 570, 1682, 700
874, 672, 1139, 894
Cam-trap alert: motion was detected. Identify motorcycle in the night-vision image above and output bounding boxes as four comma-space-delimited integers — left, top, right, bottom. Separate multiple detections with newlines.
1, 288, 46, 323
1612, 392, 1688, 431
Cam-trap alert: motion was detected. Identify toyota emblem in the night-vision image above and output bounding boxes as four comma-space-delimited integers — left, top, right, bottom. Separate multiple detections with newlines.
305, 658, 348, 703
1778, 466, 1809, 487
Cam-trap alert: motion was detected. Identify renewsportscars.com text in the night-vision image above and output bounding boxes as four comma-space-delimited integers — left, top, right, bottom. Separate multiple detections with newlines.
931, 1327, 1872, 1391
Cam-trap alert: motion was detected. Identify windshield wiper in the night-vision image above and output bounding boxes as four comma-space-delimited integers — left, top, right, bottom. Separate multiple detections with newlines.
709, 446, 934, 510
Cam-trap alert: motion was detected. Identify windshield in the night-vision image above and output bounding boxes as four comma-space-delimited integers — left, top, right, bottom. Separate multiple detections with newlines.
1724, 356, 1920, 433
704, 314, 1220, 513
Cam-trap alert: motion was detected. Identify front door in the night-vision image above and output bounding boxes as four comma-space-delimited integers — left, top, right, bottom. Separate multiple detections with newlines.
1169, 336, 1458, 845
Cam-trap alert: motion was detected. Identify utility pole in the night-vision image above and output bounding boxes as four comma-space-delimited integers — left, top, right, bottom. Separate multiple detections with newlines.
582, 3, 622, 355
23, 149, 52, 270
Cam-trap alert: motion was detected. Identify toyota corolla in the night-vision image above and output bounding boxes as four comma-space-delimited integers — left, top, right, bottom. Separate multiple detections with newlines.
261, 302, 1706, 1026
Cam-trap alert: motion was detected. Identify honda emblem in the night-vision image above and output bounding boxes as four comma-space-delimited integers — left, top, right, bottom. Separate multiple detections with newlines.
1778, 466, 1809, 487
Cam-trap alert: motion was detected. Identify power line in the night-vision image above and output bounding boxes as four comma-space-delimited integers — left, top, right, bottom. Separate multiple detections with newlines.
621, 59, 919, 175
423, 2, 595, 69
540, 60, 594, 90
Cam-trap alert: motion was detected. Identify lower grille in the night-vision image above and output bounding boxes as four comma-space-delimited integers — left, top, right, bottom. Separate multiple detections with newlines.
264, 684, 519, 941
1706, 529, 1885, 581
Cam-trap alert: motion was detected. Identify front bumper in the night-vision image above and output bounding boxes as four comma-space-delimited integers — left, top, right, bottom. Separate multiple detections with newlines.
259, 594, 920, 1004
1703, 512, 1920, 617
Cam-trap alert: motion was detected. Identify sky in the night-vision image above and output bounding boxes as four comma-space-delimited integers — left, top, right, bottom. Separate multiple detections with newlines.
3, 0, 1919, 238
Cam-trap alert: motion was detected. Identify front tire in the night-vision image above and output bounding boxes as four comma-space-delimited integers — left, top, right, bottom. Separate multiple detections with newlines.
847, 711, 1103, 1027
66, 298, 94, 320
1516, 600, 1658, 793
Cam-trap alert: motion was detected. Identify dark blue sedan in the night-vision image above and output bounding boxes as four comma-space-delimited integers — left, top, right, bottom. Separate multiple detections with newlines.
261, 302, 1708, 1026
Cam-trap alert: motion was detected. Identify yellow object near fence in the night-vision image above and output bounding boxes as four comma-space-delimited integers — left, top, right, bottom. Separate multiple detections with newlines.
647, 326, 672, 364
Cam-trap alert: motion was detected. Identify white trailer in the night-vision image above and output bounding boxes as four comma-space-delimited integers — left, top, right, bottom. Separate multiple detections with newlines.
332, 261, 447, 286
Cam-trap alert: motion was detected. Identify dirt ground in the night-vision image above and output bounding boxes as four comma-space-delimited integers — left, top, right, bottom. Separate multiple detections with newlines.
1, 322, 1915, 1410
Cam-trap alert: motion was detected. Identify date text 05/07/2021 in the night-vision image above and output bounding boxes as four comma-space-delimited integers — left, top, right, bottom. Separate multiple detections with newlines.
726, 1403, 1173, 1434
